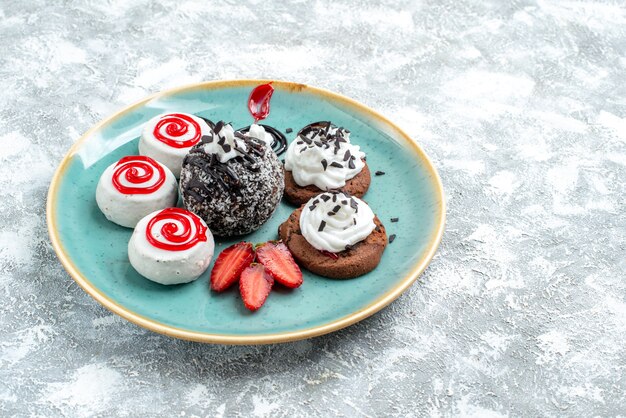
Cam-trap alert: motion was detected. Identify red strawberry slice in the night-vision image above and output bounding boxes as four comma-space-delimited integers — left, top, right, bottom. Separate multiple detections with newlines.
256, 241, 303, 289
210, 242, 255, 292
239, 263, 274, 311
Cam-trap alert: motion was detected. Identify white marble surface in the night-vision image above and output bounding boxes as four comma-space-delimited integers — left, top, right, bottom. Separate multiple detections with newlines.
1, 1, 625, 416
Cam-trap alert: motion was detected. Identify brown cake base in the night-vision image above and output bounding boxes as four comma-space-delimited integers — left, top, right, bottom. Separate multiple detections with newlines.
278, 205, 387, 279
283, 161, 371, 206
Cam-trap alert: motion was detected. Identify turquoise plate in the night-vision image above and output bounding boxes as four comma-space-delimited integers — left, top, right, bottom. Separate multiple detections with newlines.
47, 80, 445, 344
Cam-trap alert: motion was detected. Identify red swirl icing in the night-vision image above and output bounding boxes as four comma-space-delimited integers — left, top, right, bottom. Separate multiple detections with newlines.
112, 156, 166, 195
146, 208, 208, 251
153, 113, 202, 148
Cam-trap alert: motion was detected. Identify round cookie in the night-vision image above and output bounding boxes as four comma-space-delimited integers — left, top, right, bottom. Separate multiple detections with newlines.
179, 121, 284, 237
139, 112, 214, 177
283, 161, 370, 205
128, 207, 215, 285
96, 155, 178, 228
283, 121, 370, 205
278, 192, 387, 279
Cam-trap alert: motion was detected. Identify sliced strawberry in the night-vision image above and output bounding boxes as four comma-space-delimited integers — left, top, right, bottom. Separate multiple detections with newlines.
210, 242, 255, 292
239, 263, 274, 311
256, 241, 303, 289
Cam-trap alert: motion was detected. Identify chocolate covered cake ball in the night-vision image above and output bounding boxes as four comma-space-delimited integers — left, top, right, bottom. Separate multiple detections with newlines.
179, 121, 284, 237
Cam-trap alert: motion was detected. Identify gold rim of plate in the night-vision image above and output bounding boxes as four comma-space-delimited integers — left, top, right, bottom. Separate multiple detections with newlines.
46, 79, 446, 345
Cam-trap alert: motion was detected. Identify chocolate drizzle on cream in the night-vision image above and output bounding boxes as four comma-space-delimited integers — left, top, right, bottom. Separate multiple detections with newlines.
184, 121, 267, 196
237, 124, 288, 156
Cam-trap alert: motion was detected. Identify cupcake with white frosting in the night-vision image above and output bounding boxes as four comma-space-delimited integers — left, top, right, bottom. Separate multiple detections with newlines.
283, 122, 371, 205
278, 191, 387, 279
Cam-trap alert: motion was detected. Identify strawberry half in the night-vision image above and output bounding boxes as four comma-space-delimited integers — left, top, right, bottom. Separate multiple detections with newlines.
239, 263, 274, 311
256, 241, 303, 289
210, 242, 255, 292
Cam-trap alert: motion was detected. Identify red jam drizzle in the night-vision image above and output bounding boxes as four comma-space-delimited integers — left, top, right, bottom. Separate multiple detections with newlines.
112, 156, 165, 195
146, 208, 207, 251
248, 83, 274, 123
319, 250, 339, 260
153, 113, 202, 148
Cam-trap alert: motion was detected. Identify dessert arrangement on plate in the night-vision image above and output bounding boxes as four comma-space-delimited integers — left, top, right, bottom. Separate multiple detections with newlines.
94, 83, 390, 311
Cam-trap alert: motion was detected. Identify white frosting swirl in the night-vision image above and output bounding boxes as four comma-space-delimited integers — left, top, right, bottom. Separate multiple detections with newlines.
201, 122, 248, 163
245, 123, 273, 148
284, 123, 365, 190
299, 191, 376, 253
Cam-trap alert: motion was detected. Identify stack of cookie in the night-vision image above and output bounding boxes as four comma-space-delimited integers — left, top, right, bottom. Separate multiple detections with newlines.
280, 122, 387, 279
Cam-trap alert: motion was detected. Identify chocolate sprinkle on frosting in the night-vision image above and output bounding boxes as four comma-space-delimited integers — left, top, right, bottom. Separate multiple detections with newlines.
213, 121, 224, 135
321, 159, 328, 170
309, 198, 320, 211
330, 162, 343, 168
320, 194, 330, 202
319, 121, 330, 138
349, 197, 358, 213
294, 121, 356, 161
318, 220, 326, 232
343, 150, 351, 161
348, 157, 356, 170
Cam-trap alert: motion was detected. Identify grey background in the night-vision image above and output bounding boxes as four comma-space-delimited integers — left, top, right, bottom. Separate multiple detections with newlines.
1, 0, 625, 416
